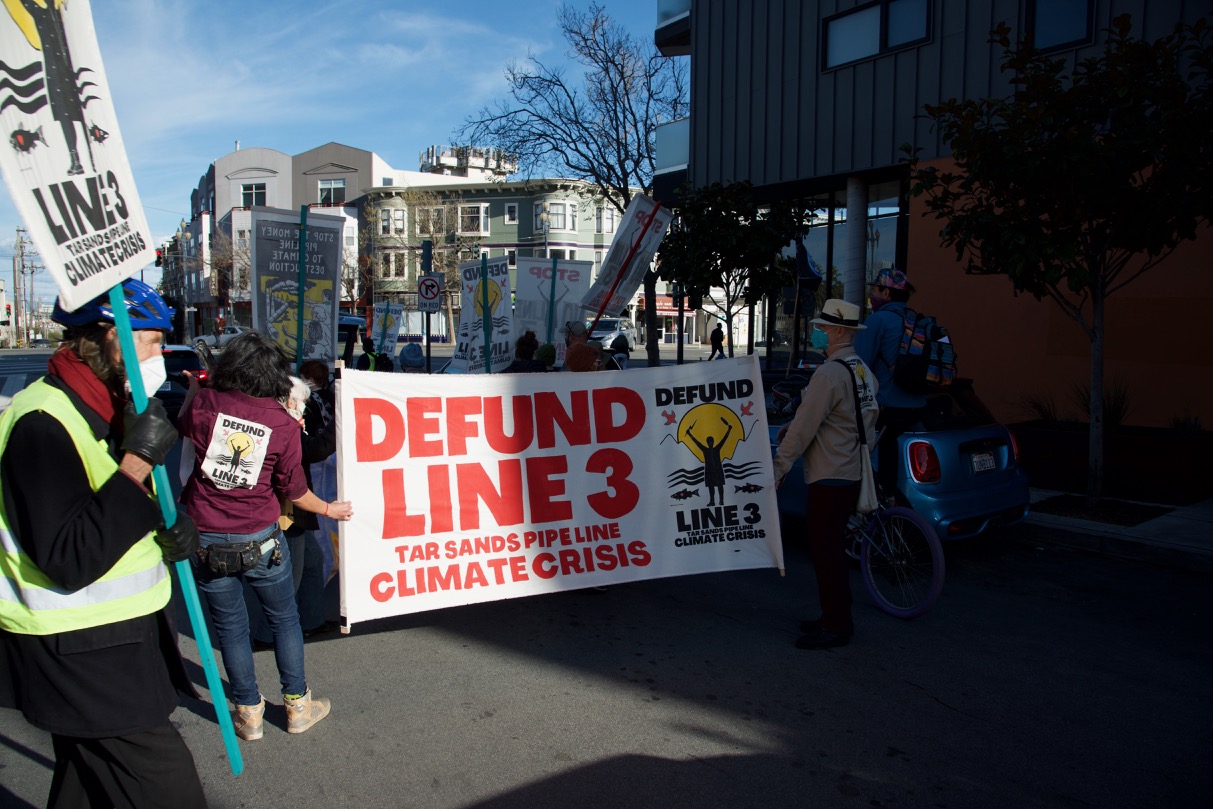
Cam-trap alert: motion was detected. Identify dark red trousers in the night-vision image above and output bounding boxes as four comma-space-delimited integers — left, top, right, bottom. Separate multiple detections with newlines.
805, 481, 860, 633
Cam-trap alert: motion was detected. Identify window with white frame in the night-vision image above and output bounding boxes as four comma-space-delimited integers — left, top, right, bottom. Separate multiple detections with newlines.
506, 249, 517, 267
241, 183, 265, 207
318, 178, 346, 205
823, 0, 929, 69
380, 209, 391, 236
505, 203, 518, 224
594, 250, 603, 272
535, 201, 576, 231
459, 204, 489, 235
596, 205, 616, 233
392, 208, 405, 234
417, 207, 444, 235
236, 229, 249, 250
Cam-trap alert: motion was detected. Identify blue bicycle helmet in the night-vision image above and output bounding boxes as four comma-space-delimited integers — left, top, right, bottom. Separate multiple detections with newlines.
52, 277, 175, 330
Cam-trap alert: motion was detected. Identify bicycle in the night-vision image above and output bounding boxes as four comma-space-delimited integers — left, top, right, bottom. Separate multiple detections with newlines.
845, 491, 945, 619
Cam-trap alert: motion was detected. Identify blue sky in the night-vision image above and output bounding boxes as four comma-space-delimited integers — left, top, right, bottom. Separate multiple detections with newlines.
0, 0, 663, 306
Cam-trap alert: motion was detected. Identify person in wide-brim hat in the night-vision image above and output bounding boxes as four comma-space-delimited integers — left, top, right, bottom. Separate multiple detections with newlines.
771, 296, 879, 652
810, 298, 867, 330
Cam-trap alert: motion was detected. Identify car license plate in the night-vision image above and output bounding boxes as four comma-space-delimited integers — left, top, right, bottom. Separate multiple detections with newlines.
972, 451, 995, 472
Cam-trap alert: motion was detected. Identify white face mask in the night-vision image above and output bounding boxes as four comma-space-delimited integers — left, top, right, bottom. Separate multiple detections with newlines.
125, 354, 168, 399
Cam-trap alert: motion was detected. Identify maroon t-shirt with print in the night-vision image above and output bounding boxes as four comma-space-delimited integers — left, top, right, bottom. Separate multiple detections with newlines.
180, 387, 308, 533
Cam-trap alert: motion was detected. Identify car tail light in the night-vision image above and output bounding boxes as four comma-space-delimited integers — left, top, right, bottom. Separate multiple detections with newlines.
1008, 430, 1020, 464
908, 441, 941, 483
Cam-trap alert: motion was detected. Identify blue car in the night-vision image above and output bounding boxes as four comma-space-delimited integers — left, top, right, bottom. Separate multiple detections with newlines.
767, 374, 1030, 540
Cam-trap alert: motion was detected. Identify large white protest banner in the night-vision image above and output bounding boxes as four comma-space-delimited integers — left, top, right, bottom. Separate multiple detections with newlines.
249, 207, 344, 364
335, 355, 783, 626
513, 256, 592, 367
581, 195, 673, 319
0, 0, 154, 310
449, 256, 513, 374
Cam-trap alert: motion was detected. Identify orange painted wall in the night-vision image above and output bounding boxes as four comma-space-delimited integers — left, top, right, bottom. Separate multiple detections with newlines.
904, 165, 1211, 429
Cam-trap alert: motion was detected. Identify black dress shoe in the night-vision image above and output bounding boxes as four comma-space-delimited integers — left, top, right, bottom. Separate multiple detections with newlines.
795, 628, 852, 650
799, 618, 821, 633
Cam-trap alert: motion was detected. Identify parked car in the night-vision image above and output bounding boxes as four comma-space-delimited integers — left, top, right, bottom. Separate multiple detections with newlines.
194, 325, 251, 350
30, 337, 54, 349
767, 372, 1030, 541
588, 317, 637, 352
156, 344, 210, 425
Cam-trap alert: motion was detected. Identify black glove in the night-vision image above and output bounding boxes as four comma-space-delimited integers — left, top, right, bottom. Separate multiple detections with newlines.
121, 398, 178, 466
155, 512, 200, 563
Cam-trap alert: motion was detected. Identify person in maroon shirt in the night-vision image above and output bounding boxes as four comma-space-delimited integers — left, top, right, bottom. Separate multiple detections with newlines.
180, 332, 351, 741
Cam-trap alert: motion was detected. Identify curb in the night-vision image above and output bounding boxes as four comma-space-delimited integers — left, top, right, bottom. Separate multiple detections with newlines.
1023, 512, 1213, 574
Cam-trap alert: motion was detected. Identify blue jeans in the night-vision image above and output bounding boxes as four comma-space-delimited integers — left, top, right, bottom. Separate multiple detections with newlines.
194, 524, 307, 706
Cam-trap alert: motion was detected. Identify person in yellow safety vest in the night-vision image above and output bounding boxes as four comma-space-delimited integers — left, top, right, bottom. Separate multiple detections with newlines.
0, 279, 207, 809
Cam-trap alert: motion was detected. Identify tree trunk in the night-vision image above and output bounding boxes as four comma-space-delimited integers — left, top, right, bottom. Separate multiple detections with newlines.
1085, 276, 1106, 508
644, 270, 660, 367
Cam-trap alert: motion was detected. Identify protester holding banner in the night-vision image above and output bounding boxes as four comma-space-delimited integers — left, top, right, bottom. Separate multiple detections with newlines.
771, 300, 879, 651
180, 332, 351, 741
0, 280, 207, 808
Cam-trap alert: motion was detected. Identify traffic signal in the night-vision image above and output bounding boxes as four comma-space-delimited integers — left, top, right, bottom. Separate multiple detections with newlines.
155, 248, 163, 267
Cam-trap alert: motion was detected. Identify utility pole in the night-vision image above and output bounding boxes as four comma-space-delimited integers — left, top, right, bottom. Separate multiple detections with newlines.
14, 227, 26, 347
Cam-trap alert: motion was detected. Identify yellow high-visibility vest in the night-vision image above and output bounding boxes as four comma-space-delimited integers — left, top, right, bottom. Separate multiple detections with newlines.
0, 379, 169, 635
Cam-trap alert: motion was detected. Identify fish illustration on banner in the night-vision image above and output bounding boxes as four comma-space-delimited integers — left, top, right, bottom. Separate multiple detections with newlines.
0, 0, 155, 310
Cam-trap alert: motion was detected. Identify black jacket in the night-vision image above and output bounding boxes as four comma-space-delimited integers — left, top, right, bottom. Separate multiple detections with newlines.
0, 376, 194, 737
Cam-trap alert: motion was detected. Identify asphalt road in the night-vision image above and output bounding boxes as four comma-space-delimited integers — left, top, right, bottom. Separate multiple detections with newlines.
2, 521, 1209, 808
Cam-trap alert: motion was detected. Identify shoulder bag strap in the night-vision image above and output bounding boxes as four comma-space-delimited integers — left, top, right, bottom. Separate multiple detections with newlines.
833, 358, 867, 448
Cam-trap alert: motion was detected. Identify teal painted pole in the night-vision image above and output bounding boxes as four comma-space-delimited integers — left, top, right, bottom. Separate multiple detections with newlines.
545, 255, 557, 345
295, 206, 309, 374
107, 286, 244, 776
481, 254, 492, 374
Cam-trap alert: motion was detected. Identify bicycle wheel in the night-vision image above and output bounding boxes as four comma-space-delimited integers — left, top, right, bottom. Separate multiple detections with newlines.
860, 506, 945, 619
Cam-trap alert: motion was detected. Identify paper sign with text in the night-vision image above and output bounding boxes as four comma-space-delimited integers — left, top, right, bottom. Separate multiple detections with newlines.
514, 256, 592, 367
371, 302, 404, 354
249, 207, 344, 364
0, 0, 155, 310
450, 256, 513, 374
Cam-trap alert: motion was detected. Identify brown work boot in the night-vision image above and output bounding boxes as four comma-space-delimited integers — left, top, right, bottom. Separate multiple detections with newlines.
284, 689, 330, 734
232, 697, 265, 741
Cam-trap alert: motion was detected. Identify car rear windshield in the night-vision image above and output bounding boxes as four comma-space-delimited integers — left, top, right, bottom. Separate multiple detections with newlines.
595, 320, 618, 330
163, 352, 203, 373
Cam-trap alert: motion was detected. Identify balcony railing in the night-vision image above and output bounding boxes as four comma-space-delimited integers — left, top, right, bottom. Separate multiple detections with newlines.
654, 117, 690, 174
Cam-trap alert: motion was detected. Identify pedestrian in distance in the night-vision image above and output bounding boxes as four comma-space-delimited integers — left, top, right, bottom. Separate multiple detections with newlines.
0, 278, 207, 808
854, 268, 927, 494
708, 323, 726, 360
772, 299, 879, 650
178, 331, 352, 741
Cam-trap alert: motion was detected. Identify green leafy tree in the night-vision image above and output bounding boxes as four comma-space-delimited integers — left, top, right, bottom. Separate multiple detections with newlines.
658, 182, 806, 356
458, 2, 688, 366
907, 15, 1213, 503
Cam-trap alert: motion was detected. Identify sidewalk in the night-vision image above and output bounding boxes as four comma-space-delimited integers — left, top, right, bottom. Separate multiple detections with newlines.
1025, 488, 1213, 572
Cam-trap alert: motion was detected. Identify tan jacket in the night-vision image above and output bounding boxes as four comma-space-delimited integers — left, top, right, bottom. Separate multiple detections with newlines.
772, 348, 879, 484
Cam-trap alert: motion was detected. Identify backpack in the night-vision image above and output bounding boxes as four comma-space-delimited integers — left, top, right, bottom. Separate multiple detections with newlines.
892, 309, 956, 394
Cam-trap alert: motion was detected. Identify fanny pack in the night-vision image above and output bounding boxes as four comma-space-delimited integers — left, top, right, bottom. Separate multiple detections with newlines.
199, 536, 278, 576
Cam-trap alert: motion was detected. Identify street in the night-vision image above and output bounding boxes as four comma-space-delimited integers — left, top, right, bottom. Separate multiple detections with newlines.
1, 521, 1209, 808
